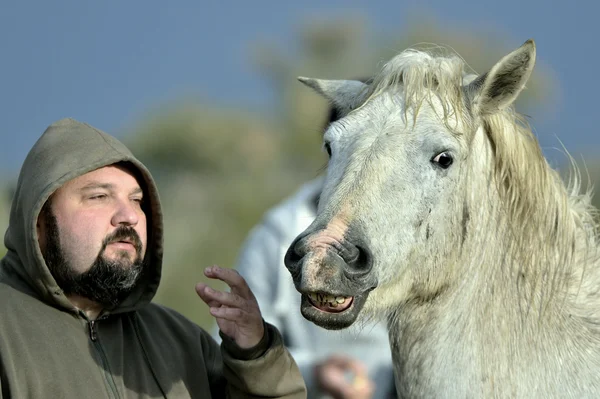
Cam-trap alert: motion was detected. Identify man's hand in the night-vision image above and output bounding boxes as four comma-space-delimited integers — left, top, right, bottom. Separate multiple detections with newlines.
196, 265, 265, 349
315, 355, 374, 399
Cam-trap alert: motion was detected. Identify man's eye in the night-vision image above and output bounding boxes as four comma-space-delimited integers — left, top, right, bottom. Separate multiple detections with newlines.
89, 194, 107, 200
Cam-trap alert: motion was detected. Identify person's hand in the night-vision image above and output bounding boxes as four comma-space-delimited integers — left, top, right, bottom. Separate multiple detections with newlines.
196, 265, 265, 349
314, 355, 374, 399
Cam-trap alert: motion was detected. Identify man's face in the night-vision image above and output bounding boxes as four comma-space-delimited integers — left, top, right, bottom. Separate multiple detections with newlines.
38, 164, 149, 308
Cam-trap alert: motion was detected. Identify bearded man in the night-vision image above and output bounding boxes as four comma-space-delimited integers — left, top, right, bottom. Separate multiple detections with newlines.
0, 118, 306, 398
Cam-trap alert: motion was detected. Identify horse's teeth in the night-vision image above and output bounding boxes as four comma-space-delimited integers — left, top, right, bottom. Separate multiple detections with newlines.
308, 292, 349, 305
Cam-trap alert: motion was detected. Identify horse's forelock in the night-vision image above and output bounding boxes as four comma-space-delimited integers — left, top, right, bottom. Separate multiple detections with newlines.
357, 47, 472, 131
348, 46, 598, 313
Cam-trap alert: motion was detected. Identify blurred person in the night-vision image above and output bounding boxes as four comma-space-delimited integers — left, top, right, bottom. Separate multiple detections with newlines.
0, 118, 306, 398
230, 102, 396, 399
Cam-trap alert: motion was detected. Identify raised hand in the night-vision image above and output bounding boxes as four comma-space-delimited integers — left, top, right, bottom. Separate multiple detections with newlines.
315, 355, 374, 399
195, 265, 265, 349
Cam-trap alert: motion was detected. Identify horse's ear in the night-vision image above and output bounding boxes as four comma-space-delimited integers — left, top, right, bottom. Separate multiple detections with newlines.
298, 77, 368, 116
465, 39, 536, 116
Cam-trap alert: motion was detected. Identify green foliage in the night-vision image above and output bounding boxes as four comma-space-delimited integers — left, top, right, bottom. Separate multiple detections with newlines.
250, 14, 557, 182
0, 14, 563, 332
125, 103, 318, 329
122, 15, 562, 331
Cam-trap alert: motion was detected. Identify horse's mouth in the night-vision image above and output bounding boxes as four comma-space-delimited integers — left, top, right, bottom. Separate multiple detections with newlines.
301, 291, 369, 330
306, 292, 354, 313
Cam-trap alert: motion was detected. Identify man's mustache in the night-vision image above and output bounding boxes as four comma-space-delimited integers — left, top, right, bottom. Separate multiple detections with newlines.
100, 226, 143, 256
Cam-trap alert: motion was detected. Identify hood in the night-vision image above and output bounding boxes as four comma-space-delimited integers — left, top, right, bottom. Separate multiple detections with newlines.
1, 118, 163, 314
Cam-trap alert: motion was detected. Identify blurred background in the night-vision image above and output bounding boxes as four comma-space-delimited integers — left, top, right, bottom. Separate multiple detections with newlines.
1, 1, 598, 330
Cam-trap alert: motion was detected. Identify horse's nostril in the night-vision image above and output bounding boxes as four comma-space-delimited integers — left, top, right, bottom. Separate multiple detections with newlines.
284, 236, 305, 271
356, 245, 370, 268
289, 241, 303, 263
345, 244, 373, 274
344, 245, 360, 264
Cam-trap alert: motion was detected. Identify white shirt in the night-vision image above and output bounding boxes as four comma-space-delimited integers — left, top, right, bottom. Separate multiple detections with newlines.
231, 177, 395, 398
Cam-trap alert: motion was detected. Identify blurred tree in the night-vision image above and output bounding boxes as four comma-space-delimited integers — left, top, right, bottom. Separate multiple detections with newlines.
123, 15, 558, 330
0, 13, 559, 329
251, 12, 557, 180
125, 102, 308, 327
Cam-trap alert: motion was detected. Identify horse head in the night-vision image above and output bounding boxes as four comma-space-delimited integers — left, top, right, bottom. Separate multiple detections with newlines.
285, 40, 536, 330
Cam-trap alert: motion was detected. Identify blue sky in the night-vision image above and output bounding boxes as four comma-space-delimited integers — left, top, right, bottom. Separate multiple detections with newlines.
1, 1, 598, 177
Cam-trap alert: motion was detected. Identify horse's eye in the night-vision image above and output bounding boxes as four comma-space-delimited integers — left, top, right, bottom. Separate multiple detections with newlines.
432, 152, 453, 168
324, 142, 332, 157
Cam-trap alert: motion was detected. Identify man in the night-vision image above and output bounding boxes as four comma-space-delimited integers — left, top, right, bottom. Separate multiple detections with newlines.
0, 118, 306, 398
229, 105, 396, 398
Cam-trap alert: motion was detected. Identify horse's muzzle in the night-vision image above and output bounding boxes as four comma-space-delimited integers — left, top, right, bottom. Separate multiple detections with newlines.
284, 227, 377, 329
285, 227, 374, 282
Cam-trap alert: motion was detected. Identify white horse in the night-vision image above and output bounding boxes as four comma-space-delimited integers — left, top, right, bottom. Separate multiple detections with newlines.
284, 40, 600, 397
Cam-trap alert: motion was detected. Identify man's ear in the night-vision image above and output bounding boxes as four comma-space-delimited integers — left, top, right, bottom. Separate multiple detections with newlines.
37, 199, 52, 253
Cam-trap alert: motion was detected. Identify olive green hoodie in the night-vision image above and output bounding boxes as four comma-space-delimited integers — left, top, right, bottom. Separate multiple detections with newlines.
0, 118, 306, 398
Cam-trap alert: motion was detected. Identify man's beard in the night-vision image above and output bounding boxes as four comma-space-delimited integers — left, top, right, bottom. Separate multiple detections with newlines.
41, 206, 147, 310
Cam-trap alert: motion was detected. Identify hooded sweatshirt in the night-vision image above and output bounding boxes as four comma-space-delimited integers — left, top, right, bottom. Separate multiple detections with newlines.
0, 118, 306, 399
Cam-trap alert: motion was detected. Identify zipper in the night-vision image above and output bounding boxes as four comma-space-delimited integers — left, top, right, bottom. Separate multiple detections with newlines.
89, 319, 98, 341
86, 317, 121, 399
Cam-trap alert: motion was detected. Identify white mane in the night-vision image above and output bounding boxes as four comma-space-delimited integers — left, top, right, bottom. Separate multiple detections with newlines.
291, 41, 600, 397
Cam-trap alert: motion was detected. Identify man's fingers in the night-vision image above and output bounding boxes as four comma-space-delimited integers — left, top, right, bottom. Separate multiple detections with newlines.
325, 355, 356, 368
346, 360, 368, 377
323, 355, 370, 387
326, 355, 368, 376
195, 283, 222, 308
209, 305, 247, 321
204, 266, 253, 298
197, 283, 247, 309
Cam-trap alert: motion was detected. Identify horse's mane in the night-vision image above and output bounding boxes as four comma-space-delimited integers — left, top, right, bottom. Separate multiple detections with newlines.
361, 45, 468, 128
359, 46, 600, 315
484, 111, 598, 315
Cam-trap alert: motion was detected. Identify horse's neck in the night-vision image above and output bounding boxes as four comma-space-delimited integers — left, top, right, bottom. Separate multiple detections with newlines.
387, 284, 598, 397
382, 126, 600, 396
388, 228, 600, 398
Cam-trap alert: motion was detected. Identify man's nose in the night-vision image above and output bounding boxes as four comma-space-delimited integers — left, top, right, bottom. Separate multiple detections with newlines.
111, 200, 139, 226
